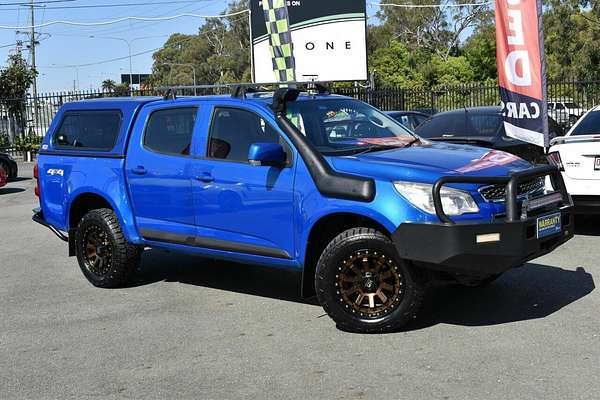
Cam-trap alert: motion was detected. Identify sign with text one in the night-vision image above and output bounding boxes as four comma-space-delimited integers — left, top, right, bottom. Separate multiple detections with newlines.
495, 0, 548, 147
250, 0, 368, 83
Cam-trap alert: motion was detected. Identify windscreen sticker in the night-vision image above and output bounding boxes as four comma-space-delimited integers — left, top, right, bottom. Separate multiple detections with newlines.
456, 150, 520, 173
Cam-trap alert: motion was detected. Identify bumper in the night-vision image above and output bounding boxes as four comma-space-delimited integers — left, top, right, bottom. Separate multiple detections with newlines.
393, 207, 574, 275
571, 196, 600, 214
393, 165, 574, 276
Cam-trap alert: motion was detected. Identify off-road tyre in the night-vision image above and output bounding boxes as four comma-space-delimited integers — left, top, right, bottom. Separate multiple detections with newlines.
315, 228, 425, 333
75, 208, 140, 288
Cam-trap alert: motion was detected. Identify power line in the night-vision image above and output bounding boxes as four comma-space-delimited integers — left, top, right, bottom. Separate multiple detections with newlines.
0, 0, 74, 5
374, 1, 492, 8
0, 0, 207, 11
40, 14, 248, 69
78, 0, 219, 38
0, 9, 249, 29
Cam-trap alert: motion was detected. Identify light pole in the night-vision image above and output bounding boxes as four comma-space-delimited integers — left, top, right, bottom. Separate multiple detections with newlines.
89, 36, 132, 93
50, 64, 79, 91
163, 62, 197, 95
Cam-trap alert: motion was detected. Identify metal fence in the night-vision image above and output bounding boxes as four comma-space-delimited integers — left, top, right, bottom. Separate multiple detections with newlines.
336, 80, 600, 120
2, 80, 600, 150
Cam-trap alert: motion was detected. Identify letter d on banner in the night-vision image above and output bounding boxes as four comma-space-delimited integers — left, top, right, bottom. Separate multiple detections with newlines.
495, 0, 548, 147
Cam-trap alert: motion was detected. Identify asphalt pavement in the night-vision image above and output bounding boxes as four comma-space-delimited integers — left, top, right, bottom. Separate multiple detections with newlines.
1, 163, 598, 400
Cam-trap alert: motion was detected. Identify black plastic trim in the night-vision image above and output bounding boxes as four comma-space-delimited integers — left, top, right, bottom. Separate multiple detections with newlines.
140, 228, 292, 259
32, 209, 69, 242
393, 206, 574, 275
272, 89, 375, 203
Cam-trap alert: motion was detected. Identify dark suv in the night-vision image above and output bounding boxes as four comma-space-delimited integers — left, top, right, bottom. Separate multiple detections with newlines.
415, 106, 564, 163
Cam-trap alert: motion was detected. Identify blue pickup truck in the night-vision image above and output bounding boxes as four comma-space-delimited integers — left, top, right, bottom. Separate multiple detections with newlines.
33, 87, 574, 332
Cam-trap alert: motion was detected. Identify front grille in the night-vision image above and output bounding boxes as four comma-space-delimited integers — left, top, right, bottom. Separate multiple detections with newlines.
479, 177, 545, 202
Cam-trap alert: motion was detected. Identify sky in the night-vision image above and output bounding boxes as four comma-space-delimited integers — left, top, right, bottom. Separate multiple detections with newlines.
0, 0, 237, 93
0, 0, 384, 93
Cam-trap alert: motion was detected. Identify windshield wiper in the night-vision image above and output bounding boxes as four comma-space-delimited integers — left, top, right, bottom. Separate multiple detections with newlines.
353, 138, 422, 155
353, 144, 402, 155
427, 137, 492, 145
404, 137, 421, 148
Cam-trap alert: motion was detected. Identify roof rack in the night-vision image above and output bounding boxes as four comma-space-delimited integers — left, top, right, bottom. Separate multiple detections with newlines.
156, 80, 332, 99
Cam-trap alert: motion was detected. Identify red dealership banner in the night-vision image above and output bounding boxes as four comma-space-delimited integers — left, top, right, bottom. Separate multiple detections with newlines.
495, 0, 548, 147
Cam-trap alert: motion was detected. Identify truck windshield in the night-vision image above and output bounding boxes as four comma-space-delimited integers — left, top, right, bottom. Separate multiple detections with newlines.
286, 98, 417, 155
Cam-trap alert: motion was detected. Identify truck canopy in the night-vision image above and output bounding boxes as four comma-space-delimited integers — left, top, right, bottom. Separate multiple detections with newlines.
43, 97, 163, 156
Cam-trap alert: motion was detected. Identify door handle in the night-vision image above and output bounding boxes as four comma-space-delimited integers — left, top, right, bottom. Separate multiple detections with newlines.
195, 173, 214, 183
132, 166, 147, 175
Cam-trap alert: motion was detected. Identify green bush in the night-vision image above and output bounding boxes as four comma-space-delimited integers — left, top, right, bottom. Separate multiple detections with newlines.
0, 132, 9, 148
13, 134, 42, 152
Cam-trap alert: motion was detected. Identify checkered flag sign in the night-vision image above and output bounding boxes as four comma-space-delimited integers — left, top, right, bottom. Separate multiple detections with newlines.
261, 0, 296, 82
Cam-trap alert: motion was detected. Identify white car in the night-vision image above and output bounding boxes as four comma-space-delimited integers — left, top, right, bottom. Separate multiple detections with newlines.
547, 105, 600, 213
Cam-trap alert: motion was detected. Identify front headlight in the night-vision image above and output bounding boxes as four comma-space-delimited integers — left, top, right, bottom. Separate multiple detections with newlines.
6, 154, 15, 161
394, 181, 479, 216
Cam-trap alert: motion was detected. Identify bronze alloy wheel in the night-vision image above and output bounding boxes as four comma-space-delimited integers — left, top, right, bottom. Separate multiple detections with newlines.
81, 224, 113, 277
336, 249, 403, 319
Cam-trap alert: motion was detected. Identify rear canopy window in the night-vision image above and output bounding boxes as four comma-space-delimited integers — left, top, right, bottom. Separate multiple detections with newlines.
144, 107, 197, 156
53, 110, 122, 150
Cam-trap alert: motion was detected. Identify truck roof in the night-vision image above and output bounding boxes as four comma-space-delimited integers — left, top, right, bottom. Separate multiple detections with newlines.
66, 92, 349, 108
44, 92, 352, 157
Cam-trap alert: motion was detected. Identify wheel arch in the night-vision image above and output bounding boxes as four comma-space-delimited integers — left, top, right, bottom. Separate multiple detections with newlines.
301, 212, 392, 298
67, 188, 140, 249
68, 192, 115, 229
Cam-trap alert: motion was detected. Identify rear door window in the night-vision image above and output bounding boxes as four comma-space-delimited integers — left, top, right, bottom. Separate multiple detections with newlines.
144, 107, 197, 156
53, 110, 122, 150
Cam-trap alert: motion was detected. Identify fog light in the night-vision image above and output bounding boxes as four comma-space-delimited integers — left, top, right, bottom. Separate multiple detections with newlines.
476, 233, 501, 243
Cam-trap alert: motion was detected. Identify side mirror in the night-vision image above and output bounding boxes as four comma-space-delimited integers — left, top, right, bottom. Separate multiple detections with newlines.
248, 142, 287, 167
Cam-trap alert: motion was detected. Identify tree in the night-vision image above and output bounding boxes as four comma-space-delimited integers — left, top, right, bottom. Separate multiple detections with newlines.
463, 23, 497, 83
543, 1, 600, 81
369, 40, 425, 87
0, 52, 37, 143
375, 1, 491, 61
149, 1, 250, 87
112, 83, 131, 97
102, 79, 117, 92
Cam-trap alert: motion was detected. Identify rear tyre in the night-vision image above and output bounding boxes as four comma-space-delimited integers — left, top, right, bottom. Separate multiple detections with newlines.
75, 208, 140, 288
315, 228, 425, 333
0, 162, 8, 180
